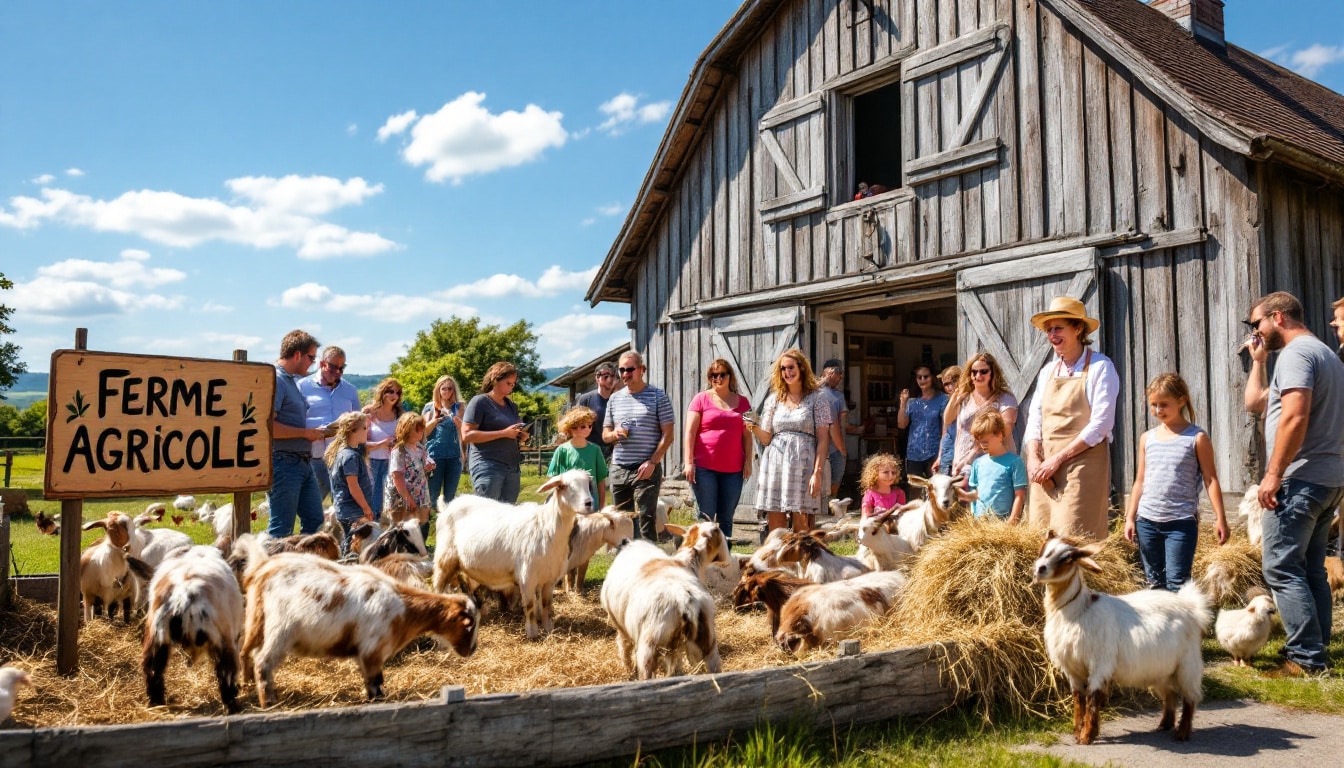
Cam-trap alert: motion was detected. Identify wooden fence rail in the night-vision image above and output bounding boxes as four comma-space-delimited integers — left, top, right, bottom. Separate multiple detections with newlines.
0, 642, 956, 768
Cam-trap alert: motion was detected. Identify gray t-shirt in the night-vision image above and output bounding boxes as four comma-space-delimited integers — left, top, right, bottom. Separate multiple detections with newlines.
821, 384, 846, 454
463, 394, 522, 467
1266, 334, 1344, 486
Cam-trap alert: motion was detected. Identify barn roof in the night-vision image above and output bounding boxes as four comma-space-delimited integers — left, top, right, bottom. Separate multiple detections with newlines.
587, 0, 1344, 305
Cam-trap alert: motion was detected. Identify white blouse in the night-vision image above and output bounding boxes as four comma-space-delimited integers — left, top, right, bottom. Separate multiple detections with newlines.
1022, 349, 1120, 448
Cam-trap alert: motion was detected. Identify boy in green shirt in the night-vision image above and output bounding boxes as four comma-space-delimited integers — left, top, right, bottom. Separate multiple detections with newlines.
547, 406, 608, 507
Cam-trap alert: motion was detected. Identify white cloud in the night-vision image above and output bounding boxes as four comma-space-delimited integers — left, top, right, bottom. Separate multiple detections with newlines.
597, 92, 672, 135
346, 123, 358, 136
119, 248, 151, 261
278, 282, 333, 307
125, 331, 265, 355
0, 178, 398, 260
1263, 42, 1344, 77
35, 254, 185, 289
580, 217, 596, 227
274, 281, 478, 323
65, 168, 85, 177
440, 265, 597, 300
10, 276, 183, 320
536, 313, 629, 366
595, 202, 624, 217
391, 92, 567, 183
31, 173, 54, 185
377, 109, 419, 142
200, 301, 233, 313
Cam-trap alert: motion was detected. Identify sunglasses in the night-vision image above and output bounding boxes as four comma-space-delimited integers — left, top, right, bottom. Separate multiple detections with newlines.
1243, 311, 1275, 331
387, 389, 402, 396
971, 368, 991, 377
323, 362, 346, 372
618, 367, 638, 374
708, 372, 729, 380
916, 374, 931, 380
596, 373, 614, 379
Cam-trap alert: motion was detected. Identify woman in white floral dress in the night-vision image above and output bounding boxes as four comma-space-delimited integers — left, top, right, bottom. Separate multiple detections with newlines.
747, 348, 832, 532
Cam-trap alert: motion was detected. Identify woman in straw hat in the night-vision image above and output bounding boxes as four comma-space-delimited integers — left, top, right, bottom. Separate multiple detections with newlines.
1022, 296, 1120, 540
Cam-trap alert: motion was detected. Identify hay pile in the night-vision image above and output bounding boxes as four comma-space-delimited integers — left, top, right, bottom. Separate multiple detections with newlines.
857, 519, 1144, 718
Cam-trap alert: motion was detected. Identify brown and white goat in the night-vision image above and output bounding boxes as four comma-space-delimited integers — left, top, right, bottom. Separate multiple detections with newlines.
142, 545, 245, 713
80, 512, 153, 623
561, 506, 635, 593
732, 566, 812, 636
1033, 531, 1210, 744
775, 570, 907, 654
238, 535, 478, 707
263, 531, 342, 561
897, 473, 966, 553
854, 507, 916, 571
776, 530, 868, 583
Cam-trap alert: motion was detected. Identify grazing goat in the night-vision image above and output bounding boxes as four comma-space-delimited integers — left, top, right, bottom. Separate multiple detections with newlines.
237, 536, 478, 707
600, 538, 722, 680
80, 512, 154, 623
1033, 532, 1211, 744
732, 566, 812, 636
128, 510, 193, 569
703, 552, 749, 598
142, 546, 245, 713
855, 507, 915, 571
776, 570, 908, 654
360, 520, 428, 563
0, 667, 31, 723
34, 510, 59, 536
1215, 590, 1277, 667
562, 506, 635, 593
777, 530, 869, 583
433, 469, 595, 639
262, 531, 342, 561
173, 495, 197, 512
370, 553, 432, 586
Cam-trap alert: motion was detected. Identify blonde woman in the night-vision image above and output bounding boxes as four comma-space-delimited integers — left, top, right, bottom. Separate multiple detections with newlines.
747, 349, 831, 532
682, 359, 752, 537
362, 377, 405, 515
323, 411, 373, 552
420, 375, 464, 508
945, 353, 1018, 479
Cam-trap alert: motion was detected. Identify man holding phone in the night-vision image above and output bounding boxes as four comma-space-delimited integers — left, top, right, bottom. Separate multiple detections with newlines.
603, 351, 675, 542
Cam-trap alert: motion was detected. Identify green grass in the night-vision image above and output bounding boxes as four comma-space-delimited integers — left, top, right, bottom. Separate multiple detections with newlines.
5, 451, 45, 488
1201, 628, 1344, 713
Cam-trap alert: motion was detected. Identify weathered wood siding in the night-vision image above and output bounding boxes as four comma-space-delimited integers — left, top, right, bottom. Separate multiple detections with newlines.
626, 0, 1281, 492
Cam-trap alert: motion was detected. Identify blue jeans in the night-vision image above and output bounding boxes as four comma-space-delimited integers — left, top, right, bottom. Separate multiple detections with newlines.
369, 457, 390, 515
1135, 517, 1198, 592
427, 456, 464, 508
690, 466, 744, 538
1262, 478, 1344, 670
470, 457, 521, 503
267, 452, 324, 537
310, 457, 333, 500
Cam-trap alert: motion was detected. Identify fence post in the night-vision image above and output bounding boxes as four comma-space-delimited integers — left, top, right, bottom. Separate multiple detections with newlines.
57, 327, 88, 675
231, 350, 253, 539
1, 497, 10, 612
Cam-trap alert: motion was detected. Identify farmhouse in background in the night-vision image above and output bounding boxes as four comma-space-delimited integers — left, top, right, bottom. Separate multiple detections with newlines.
587, 0, 1344, 505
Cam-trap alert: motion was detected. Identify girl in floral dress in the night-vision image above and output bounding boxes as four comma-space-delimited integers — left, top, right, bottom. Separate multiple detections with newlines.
747, 349, 832, 532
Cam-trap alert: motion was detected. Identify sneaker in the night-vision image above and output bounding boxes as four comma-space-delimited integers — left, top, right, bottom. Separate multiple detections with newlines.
1266, 660, 1330, 679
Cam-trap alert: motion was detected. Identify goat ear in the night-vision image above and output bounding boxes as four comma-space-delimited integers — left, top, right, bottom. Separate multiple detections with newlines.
83, 519, 108, 531
663, 523, 686, 537
1076, 556, 1103, 573
538, 476, 564, 494
907, 474, 929, 487
822, 528, 850, 542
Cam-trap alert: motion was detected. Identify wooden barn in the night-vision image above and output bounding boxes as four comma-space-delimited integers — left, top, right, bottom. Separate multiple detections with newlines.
586, 0, 1344, 504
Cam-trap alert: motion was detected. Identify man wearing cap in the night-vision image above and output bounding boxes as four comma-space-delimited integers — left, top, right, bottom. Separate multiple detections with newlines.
819, 359, 849, 498
1023, 297, 1119, 541
298, 345, 361, 501
578, 361, 620, 462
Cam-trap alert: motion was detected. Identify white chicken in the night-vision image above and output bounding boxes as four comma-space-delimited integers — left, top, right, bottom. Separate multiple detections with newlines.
0, 666, 32, 723
1215, 591, 1278, 667
172, 494, 198, 512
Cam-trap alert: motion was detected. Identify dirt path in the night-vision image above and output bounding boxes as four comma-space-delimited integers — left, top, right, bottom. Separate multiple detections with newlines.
1028, 699, 1344, 767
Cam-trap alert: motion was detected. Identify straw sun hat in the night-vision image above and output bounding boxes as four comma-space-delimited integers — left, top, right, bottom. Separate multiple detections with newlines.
1030, 296, 1100, 333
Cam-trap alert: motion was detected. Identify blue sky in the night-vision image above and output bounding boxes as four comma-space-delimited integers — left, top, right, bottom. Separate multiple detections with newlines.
3, 1, 1342, 377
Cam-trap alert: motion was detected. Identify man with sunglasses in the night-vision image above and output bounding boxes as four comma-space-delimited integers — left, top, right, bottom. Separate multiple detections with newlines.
1243, 291, 1344, 677
603, 351, 675, 542
269, 329, 329, 538
578, 361, 620, 461
299, 345, 361, 500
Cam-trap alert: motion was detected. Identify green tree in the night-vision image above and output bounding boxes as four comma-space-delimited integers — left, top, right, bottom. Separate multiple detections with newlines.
11, 400, 46, 437
0, 403, 18, 437
391, 316, 544, 417
0, 272, 27, 398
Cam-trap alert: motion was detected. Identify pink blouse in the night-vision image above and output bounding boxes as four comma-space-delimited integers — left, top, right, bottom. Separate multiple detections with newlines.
688, 390, 751, 473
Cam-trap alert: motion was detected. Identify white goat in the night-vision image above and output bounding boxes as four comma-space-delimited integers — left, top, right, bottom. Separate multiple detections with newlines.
1033, 532, 1211, 744
142, 545, 245, 713
855, 508, 915, 571
1215, 590, 1278, 667
776, 530, 869, 583
748, 527, 796, 573
775, 570, 908, 654
896, 473, 966, 554
561, 506, 635, 593
238, 535, 478, 707
703, 552, 749, 599
80, 512, 153, 623
196, 499, 217, 523
173, 495, 197, 512
828, 497, 854, 517
432, 469, 595, 639
600, 535, 723, 680
129, 510, 193, 569
0, 667, 31, 723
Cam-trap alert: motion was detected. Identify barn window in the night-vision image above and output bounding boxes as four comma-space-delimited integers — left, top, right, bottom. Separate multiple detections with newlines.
850, 81, 903, 198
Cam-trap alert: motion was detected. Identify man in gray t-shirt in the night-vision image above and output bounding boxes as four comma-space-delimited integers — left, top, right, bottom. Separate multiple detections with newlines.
1244, 291, 1344, 675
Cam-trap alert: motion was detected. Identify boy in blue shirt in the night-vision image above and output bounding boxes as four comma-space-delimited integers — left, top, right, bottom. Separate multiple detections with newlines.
963, 409, 1027, 523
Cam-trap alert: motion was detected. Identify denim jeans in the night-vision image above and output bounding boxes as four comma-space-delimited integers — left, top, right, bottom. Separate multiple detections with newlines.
1135, 517, 1199, 592
310, 457, 333, 501
267, 451, 325, 537
1261, 478, 1344, 670
610, 463, 664, 541
369, 457, 390, 515
690, 466, 744, 538
827, 449, 846, 486
469, 457, 521, 503
427, 456, 464, 508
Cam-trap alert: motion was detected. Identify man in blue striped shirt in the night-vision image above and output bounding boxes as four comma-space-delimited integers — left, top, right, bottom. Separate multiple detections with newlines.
603, 351, 675, 541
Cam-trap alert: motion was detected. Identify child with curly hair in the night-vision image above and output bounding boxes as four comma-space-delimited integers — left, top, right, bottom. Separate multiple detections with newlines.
860, 453, 906, 518
548, 406, 609, 507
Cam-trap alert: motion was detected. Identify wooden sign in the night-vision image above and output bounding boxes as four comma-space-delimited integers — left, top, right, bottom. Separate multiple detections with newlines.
44, 350, 275, 499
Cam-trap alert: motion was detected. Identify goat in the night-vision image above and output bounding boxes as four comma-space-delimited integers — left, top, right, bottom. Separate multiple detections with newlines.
0, 667, 31, 723
360, 520, 428, 563
748, 527, 797, 573
129, 509, 193, 569
262, 531, 342, 561
432, 469, 595, 640
80, 512, 154, 623
173, 495, 197, 512
732, 566, 812, 636
896, 473, 966, 554
237, 535, 478, 707
1215, 589, 1278, 667
776, 530, 869, 583
704, 552, 749, 599
1033, 531, 1211, 744
561, 506, 635, 593
142, 546, 245, 713
370, 553, 432, 586
775, 570, 908, 654
828, 497, 854, 517
1326, 555, 1344, 601
600, 538, 721, 680
196, 499, 217, 523
855, 507, 915, 571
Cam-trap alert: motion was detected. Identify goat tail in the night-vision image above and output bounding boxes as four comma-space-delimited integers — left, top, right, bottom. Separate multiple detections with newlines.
1177, 580, 1213, 631
233, 534, 270, 589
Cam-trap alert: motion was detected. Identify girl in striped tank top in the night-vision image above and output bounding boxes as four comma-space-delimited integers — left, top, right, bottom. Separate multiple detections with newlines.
1123, 373, 1230, 591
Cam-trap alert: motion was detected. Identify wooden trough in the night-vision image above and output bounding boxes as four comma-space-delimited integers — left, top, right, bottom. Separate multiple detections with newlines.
0, 642, 955, 767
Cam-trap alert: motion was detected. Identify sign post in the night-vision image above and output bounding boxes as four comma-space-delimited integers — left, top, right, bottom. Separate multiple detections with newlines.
46, 337, 274, 674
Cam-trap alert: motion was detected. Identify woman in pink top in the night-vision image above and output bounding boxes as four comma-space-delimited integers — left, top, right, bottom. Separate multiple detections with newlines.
682, 358, 752, 538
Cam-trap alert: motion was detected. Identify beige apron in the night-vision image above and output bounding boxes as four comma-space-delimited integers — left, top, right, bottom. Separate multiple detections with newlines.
1028, 350, 1111, 541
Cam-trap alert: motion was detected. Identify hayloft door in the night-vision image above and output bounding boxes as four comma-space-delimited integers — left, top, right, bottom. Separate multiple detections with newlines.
955, 247, 1102, 443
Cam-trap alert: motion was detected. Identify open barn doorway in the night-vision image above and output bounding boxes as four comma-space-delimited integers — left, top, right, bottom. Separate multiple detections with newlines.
814, 293, 958, 499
